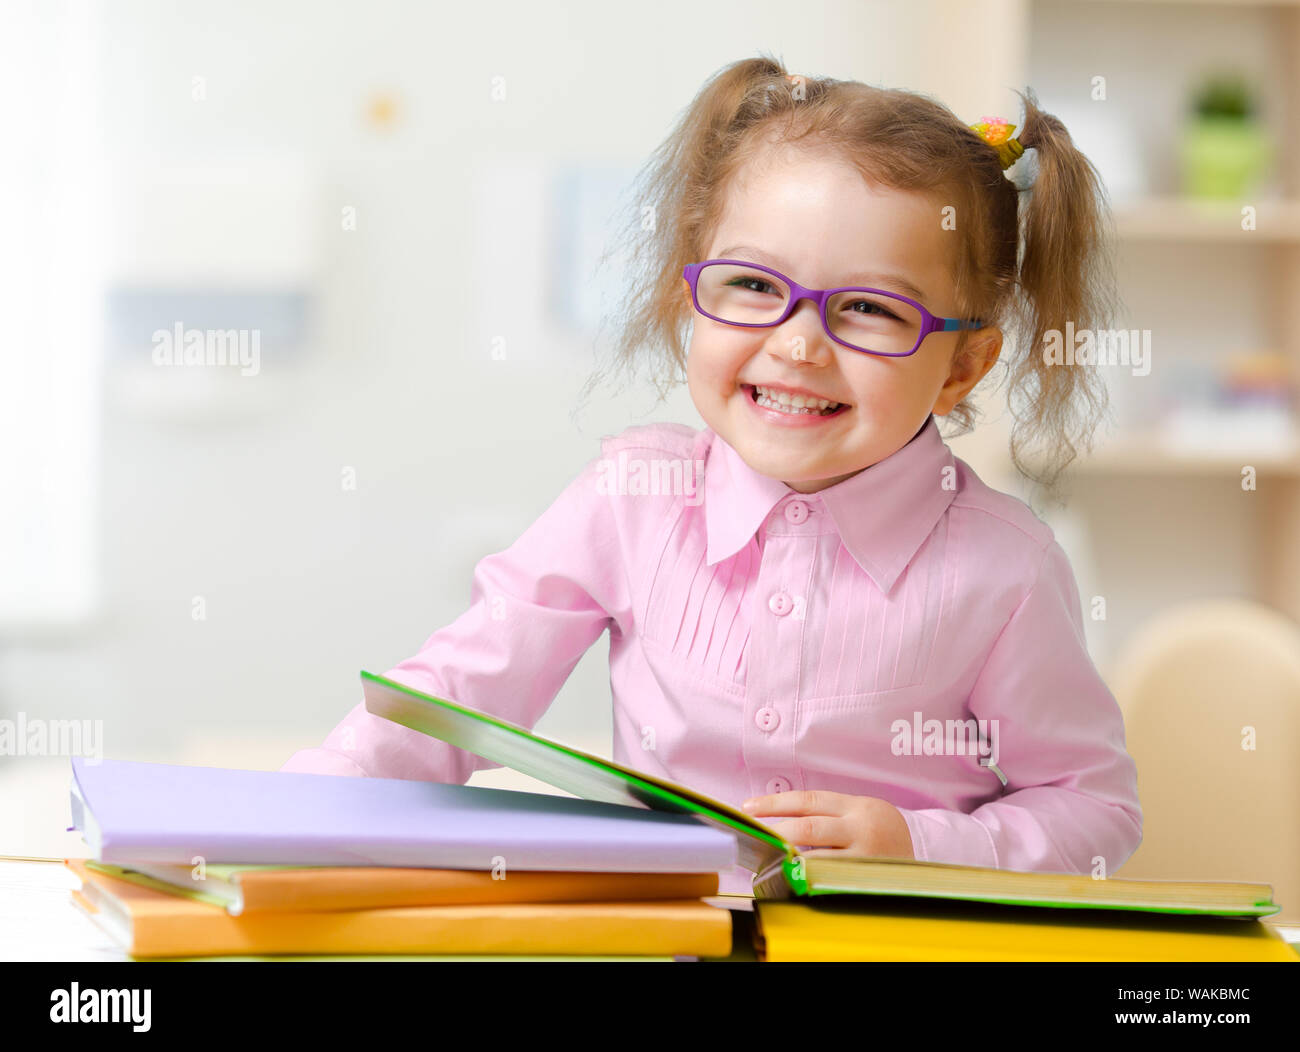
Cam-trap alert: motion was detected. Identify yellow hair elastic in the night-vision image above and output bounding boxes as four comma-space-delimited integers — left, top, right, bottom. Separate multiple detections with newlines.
970, 115, 1025, 171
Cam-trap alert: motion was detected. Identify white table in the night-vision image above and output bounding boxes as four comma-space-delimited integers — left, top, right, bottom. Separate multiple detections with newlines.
4, 857, 1297, 963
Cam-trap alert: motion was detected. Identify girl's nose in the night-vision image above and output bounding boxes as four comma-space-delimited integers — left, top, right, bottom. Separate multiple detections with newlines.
771, 301, 833, 363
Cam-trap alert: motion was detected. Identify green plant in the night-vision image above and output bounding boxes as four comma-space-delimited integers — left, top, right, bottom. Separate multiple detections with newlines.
1192, 73, 1256, 120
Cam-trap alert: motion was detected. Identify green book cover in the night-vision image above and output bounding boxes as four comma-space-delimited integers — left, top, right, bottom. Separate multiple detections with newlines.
83, 860, 317, 913
84, 860, 232, 909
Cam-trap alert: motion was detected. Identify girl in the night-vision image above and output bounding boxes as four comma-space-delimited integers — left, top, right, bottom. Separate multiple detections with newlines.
282, 55, 1141, 896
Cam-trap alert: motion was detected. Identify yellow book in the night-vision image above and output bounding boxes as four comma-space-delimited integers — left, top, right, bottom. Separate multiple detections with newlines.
753, 854, 1278, 915
754, 897, 1300, 962
67, 860, 732, 959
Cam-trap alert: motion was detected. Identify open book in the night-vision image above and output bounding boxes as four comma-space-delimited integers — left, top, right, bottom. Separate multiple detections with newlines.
362, 671, 1280, 918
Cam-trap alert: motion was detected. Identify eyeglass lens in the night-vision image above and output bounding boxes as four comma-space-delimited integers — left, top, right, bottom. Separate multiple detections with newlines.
696, 262, 924, 356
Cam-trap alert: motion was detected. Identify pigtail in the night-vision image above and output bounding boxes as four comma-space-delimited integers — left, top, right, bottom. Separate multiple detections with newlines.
1004, 87, 1121, 497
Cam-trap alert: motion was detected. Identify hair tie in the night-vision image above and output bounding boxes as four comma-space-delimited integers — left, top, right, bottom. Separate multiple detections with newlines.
970, 115, 1025, 171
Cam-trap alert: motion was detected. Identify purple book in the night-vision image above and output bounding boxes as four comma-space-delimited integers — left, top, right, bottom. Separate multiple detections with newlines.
68, 757, 737, 872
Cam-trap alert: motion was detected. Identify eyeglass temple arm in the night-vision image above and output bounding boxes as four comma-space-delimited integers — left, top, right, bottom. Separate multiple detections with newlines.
939, 318, 985, 331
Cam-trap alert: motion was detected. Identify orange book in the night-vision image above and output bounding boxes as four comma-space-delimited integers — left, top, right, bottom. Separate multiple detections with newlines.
82, 858, 718, 914
66, 860, 733, 959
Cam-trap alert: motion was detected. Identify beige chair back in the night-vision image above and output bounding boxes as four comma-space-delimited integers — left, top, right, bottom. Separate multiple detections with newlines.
1109, 599, 1300, 924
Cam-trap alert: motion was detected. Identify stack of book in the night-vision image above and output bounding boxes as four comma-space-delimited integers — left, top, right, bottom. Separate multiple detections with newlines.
65, 757, 736, 959
67, 671, 1297, 962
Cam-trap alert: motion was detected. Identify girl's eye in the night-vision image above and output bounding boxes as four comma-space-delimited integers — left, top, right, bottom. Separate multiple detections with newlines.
725, 276, 779, 295
846, 298, 901, 320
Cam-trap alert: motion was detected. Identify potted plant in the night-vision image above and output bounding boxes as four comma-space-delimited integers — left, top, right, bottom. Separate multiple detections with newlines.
1179, 72, 1273, 199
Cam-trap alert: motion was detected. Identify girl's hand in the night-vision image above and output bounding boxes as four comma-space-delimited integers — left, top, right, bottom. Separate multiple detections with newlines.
740, 790, 915, 860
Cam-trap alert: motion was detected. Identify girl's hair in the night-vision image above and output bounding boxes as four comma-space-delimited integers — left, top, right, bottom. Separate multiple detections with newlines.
578, 52, 1119, 500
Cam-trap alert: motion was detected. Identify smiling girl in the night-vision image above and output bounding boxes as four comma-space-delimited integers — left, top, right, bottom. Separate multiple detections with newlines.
283, 55, 1141, 896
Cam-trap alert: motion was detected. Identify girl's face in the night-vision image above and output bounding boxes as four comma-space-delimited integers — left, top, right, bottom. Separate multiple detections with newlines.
684, 143, 1000, 493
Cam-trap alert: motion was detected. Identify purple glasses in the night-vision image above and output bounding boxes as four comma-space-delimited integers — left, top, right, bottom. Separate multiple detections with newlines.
682, 259, 984, 357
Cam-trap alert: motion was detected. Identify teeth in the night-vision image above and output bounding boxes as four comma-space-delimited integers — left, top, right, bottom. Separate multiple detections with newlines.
753, 385, 842, 415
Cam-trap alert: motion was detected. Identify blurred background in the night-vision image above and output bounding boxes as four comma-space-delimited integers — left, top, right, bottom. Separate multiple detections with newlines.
2, 0, 1298, 917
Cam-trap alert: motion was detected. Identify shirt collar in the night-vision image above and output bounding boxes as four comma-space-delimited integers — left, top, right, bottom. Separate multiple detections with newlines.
703, 414, 957, 594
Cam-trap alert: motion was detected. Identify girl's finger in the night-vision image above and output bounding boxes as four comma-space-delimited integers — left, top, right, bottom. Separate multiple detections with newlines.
765, 814, 851, 849
741, 790, 848, 816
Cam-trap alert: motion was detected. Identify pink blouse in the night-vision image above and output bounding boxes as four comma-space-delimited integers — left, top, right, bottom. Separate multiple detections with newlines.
281, 414, 1142, 895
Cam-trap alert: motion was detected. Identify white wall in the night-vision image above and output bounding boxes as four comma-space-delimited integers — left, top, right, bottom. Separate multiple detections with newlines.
1, 0, 1034, 816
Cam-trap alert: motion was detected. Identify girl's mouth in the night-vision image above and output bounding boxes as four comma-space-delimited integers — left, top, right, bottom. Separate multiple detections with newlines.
742, 384, 851, 419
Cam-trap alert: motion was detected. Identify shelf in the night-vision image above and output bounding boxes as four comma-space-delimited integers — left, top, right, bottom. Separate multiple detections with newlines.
1060, 440, 1300, 476
1074, 0, 1300, 7
1112, 197, 1300, 243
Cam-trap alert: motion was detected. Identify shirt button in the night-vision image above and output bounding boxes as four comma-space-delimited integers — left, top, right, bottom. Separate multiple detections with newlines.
754, 707, 779, 732
768, 592, 792, 616
766, 776, 791, 795
784, 500, 809, 524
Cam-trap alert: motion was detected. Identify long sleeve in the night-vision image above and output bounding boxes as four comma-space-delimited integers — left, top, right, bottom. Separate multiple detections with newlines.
896, 539, 1143, 874
280, 449, 623, 783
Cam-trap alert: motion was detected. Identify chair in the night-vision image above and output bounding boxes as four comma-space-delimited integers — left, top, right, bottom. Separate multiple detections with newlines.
1108, 598, 1300, 924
